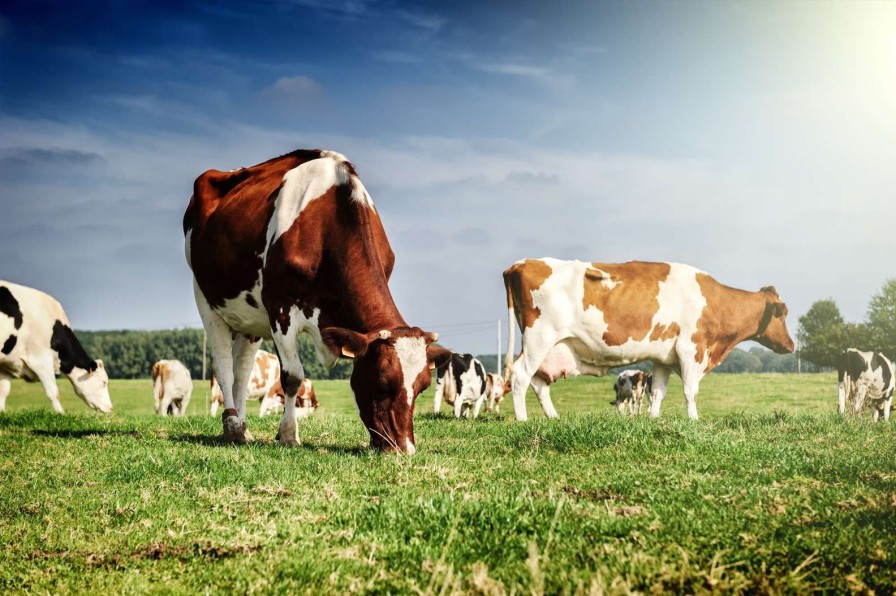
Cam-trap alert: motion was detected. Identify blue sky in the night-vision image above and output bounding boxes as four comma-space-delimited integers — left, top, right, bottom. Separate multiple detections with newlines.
1, 0, 894, 355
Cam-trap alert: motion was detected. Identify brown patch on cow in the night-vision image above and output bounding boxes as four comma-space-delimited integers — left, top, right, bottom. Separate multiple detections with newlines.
503, 260, 554, 330
691, 273, 771, 370
253, 354, 272, 391
583, 262, 671, 346
649, 322, 680, 341
186, 150, 328, 308
151, 362, 170, 385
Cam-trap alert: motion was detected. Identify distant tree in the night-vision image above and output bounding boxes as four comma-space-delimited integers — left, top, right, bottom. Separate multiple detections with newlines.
866, 278, 896, 361
715, 348, 763, 373
798, 300, 848, 368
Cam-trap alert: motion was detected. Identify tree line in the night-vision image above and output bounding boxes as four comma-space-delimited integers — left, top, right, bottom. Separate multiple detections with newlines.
74, 329, 353, 380
797, 279, 896, 368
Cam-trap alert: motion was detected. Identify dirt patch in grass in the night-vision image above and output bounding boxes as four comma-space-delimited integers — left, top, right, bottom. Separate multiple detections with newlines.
27, 541, 263, 568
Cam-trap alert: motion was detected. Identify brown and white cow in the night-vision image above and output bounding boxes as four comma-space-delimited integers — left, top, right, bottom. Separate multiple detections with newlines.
151, 359, 192, 416
485, 373, 510, 413
503, 259, 794, 420
184, 149, 450, 451
1, 281, 112, 413
210, 351, 318, 418
210, 349, 280, 417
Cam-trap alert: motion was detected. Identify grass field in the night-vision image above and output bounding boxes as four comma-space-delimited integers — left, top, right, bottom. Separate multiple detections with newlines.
2, 372, 895, 593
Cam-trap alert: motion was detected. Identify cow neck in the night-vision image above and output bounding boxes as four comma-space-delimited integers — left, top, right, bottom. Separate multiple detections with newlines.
329, 209, 406, 334
730, 289, 770, 344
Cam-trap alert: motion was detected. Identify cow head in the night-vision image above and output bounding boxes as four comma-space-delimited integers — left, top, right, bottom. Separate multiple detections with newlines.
755, 287, 796, 354
68, 360, 113, 413
322, 326, 451, 454
611, 374, 634, 413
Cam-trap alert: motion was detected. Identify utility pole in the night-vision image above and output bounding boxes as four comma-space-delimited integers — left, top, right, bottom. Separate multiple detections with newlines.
497, 319, 502, 375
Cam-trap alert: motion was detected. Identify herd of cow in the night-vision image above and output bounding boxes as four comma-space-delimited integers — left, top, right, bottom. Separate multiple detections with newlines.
1, 149, 894, 452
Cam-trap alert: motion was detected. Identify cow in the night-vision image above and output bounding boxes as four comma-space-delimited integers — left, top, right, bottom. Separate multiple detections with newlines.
210, 351, 318, 418
611, 369, 652, 415
151, 359, 193, 416
485, 372, 510, 413
433, 353, 490, 418
210, 349, 286, 417
837, 348, 895, 421
0, 281, 112, 413
184, 149, 450, 451
503, 259, 794, 420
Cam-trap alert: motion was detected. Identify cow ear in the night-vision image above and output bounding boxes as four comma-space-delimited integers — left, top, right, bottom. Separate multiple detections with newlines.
774, 302, 786, 317
96, 359, 104, 370
423, 331, 439, 345
86, 360, 98, 373
321, 327, 371, 359
426, 345, 452, 370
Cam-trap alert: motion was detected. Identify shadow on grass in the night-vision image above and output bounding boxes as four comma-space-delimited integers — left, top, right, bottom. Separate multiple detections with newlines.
29, 429, 140, 439
167, 433, 371, 455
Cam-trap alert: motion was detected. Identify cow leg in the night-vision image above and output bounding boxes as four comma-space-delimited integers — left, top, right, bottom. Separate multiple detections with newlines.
231, 334, 261, 423
433, 377, 444, 414
0, 372, 10, 411
454, 393, 465, 418
29, 358, 65, 413
472, 395, 485, 419
837, 380, 848, 415
854, 384, 868, 414
158, 387, 174, 418
271, 323, 306, 447
647, 365, 672, 417
179, 389, 192, 416
194, 281, 244, 443
530, 375, 559, 419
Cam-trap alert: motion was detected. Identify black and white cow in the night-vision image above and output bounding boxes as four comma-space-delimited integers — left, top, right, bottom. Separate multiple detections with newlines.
611, 370, 652, 415
837, 348, 894, 421
0, 281, 112, 413
433, 353, 489, 418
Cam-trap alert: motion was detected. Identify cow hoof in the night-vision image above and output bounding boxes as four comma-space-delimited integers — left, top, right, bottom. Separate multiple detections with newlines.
222, 414, 248, 445
277, 423, 299, 446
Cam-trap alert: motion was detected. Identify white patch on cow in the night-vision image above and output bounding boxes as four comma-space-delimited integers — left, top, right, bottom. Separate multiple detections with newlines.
215, 279, 269, 338
652, 263, 707, 367
394, 336, 427, 406
264, 153, 374, 251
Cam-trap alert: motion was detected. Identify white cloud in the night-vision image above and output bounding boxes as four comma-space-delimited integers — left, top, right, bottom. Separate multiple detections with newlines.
261, 75, 324, 107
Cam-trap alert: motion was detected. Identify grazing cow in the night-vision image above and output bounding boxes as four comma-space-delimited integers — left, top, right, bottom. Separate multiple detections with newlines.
151, 359, 193, 416
210, 350, 289, 417
433, 353, 489, 418
485, 372, 510, 413
611, 370, 652, 415
503, 259, 794, 420
837, 349, 895, 421
184, 149, 450, 451
0, 281, 112, 413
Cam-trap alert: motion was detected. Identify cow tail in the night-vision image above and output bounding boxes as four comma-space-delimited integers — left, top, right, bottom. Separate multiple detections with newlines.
152, 364, 164, 405
503, 273, 516, 380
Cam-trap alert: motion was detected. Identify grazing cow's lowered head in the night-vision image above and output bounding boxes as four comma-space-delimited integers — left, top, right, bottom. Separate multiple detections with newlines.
611, 370, 651, 415
752, 287, 795, 354
322, 327, 451, 453
69, 359, 112, 413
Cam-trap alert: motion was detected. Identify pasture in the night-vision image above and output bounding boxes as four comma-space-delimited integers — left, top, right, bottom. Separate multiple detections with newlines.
2, 372, 895, 593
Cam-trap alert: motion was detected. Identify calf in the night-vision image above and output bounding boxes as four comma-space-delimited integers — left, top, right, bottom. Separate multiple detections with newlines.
151, 359, 193, 416
433, 353, 489, 418
837, 348, 895, 421
485, 372, 510, 413
503, 259, 794, 420
0, 281, 112, 413
611, 370, 652, 415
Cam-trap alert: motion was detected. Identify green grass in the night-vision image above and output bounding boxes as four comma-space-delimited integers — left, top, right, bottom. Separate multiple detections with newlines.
2, 373, 894, 594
